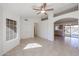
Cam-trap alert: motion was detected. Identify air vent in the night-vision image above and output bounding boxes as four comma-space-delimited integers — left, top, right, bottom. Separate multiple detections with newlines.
24, 19, 28, 21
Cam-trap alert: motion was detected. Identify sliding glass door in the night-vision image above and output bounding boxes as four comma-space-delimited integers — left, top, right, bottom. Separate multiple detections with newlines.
64, 25, 79, 48
64, 25, 71, 37
71, 25, 79, 38
64, 25, 71, 44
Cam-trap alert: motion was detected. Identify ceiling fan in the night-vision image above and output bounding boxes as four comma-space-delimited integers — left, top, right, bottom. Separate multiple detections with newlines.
33, 3, 54, 15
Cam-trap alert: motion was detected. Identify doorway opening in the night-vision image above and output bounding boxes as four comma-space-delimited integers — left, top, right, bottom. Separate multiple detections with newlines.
34, 23, 38, 37
54, 18, 79, 48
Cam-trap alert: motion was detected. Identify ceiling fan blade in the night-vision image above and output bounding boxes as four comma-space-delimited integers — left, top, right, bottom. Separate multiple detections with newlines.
40, 4, 43, 10
44, 12, 47, 15
37, 12, 41, 15
34, 10, 40, 12
46, 8, 54, 11
43, 3, 47, 8
33, 8, 40, 11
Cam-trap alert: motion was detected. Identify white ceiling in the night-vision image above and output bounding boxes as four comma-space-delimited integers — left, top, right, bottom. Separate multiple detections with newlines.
0, 3, 78, 18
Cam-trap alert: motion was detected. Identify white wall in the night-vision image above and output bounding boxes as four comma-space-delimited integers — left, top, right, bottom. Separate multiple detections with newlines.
20, 21, 34, 39
20, 17, 41, 39
36, 20, 54, 41
47, 12, 54, 41
48, 20, 54, 41
37, 20, 48, 40
36, 12, 54, 41
55, 21, 78, 25
2, 10, 20, 55
0, 5, 3, 55
53, 11, 79, 22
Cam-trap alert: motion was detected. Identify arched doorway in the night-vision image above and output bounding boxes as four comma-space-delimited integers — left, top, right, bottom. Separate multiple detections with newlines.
54, 18, 79, 48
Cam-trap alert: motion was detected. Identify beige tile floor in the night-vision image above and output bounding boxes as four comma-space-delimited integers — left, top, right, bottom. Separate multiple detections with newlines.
3, 37, 79, 56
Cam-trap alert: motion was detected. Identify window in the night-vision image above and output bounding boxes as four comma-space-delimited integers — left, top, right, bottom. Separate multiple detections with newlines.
6, 18, 17, 41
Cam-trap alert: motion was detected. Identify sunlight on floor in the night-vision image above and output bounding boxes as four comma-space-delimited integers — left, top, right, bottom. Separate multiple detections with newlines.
23, 43, 42, 49
65, 37, 79, 48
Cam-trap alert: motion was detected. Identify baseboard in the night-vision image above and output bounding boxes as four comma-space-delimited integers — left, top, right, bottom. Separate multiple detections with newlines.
20, 37, 34, 40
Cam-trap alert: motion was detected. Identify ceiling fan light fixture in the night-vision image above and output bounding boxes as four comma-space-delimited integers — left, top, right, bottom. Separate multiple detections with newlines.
41, 10, 46, 13
33, 3, 53, 15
